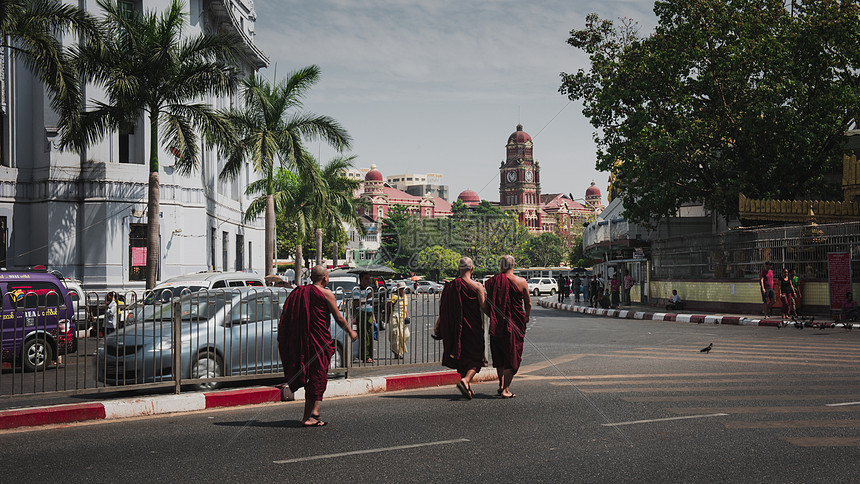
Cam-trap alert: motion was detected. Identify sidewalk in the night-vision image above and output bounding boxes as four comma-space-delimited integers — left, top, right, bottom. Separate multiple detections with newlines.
0, 368, 500, 431
538, 297, 847, 329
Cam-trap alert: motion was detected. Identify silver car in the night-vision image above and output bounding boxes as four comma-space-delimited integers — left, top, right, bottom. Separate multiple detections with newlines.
96, 287, 355, 390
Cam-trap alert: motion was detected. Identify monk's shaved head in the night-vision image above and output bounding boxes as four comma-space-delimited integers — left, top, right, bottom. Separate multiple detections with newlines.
499, 255, 515, 272
458, 257, 474, 274
310, 265, 328, 283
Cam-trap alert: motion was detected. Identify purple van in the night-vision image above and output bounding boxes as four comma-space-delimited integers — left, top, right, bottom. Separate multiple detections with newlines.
0, 270, 77, 371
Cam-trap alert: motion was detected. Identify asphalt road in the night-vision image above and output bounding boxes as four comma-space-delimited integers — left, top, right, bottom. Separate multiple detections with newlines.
1, 302, 858, 482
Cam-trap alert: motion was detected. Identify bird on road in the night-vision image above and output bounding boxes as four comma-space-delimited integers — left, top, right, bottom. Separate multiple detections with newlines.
700, 343, 713, 353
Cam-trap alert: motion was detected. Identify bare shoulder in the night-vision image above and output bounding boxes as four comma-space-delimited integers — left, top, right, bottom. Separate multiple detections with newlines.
463, 277, 482, 292
512, 274, 529, 290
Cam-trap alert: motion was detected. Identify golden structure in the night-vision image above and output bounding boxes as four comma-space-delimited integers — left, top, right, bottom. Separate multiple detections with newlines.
738, 153, 860, 222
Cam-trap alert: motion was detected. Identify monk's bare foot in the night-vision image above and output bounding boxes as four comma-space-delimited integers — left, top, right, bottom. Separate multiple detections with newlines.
302, 417, 327, 427
500, 389, 516, 398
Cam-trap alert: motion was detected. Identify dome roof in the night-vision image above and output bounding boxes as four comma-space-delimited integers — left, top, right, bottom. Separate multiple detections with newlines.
457, 189, 480, 205
507, 124, 532, 144
586, 181, 601, 197
365, 164, 383, 182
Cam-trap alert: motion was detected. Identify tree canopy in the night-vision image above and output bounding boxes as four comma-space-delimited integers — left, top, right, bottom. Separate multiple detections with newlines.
560, 0, 860, 224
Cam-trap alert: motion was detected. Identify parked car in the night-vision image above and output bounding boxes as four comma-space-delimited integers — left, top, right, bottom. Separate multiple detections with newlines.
414, 280, 442, 294
0, 269, 77, 371
527, 277, 557, 296
61, 278, 88, 325
96, 287, 357, 390
123, 271, 266, 326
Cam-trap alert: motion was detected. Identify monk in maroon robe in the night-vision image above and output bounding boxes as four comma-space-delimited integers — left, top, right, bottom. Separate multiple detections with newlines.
279, 265, 357, 426
435, 257, 486, 399
483, 255, 530, 398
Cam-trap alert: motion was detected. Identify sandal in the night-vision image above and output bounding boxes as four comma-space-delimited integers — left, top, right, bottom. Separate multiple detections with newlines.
456, 381, 472, 400
303, 419, 327, 427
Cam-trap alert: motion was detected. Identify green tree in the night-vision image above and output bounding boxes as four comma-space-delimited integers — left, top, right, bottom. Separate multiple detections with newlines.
310, 154, 367, 266
568, 236, 593, 268
220, 67, 351, 276
524, 232, 565, 267
416, 245, 461, 281
379, 205, 419, 274
560, 1, 860, 224
3, 0, 99, 121
63, 0, 240, 288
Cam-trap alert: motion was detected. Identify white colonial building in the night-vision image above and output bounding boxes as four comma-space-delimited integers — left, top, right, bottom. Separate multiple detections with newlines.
0, 0, 269, 290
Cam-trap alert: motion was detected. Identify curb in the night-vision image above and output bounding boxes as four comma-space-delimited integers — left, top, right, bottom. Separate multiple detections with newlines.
0, 369, 500, 431
538, 298, 850, 329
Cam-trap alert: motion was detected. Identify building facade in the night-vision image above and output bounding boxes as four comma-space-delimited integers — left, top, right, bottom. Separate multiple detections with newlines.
356, 165, 453, 222
0, 0, 268, 290
386, 173, 448, 201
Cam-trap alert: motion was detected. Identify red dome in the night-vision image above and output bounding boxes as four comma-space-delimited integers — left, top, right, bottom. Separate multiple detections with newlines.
507, 124, 532, 144
365, 164, 383, 182
457, 189, 480, 205
586, 181, 601, 197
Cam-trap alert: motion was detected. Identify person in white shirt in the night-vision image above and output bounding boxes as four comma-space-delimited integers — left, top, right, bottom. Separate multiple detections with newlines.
665, 289, 682, 310
104, 292, 118, 334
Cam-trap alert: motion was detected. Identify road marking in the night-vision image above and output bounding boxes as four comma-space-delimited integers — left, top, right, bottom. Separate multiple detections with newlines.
826, 401, 860, 407
782, 437, 860, 447
670, 406, 860, 415
725, 419, 860, 429
602, 413, 728, 427
577, 384, 860, 394
600, 353, 856, 368
273, 438, 470, 464
624, 394, 860, 403
518, 353, 586, 374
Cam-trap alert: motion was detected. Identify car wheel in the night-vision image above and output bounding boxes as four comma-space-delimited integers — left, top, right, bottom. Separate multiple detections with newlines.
428, 288, 436, 294
550, 288, 556, 296
192, 352, 223, 391
533, 288, 540, 296
22, 337, 52, 372
329, 344, 344, 369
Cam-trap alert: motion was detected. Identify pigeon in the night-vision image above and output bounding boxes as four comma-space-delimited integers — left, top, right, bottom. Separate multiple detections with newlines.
700, 343, 712, 353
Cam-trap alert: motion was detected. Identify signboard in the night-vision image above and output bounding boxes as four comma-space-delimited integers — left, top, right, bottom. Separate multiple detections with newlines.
827, 252, 851, 310
132, 247, 147, 267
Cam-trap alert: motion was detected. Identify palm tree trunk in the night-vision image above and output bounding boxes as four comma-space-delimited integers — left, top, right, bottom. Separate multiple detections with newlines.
294, 244, 303, 285
146, 114, 160, 289
315, 228, 323, 266
265, 194, 275, 276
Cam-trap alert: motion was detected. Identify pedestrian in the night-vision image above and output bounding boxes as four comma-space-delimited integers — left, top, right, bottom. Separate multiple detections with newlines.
778, 269, 795, 320
572, 274, 582, 304
563, 275, 571, 301
840, 291, 859, 322
581, 274, 589, 305
434, 257, 486, 399
104, 292, 118, 335
483, 255, 530, 399
760, 261, 775, 317
388, 282, 411, 359
353, 273, 375, 363
623, 273, 635, 305
557, 276, 564, 303
278, 265, 357, 426
665, 289, 682, 310
610, 274, 621, 308
790, 269, 801, 316
590, 275, 600, 307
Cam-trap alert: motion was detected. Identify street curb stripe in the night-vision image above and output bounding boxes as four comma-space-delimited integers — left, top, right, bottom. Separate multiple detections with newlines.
205, 387, 280, 408
102, 393, 206, 419
0, 402, 105, 430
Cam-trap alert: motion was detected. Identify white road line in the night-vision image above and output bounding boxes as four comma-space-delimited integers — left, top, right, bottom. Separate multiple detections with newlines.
274, 438, 470, 464
601, 413, 729, 427
825, 401, 860, 407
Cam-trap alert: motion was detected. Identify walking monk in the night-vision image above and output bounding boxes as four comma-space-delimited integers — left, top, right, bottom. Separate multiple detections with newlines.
434, 257, 486, 400
483, 255, 530, 398
278, 265, 357, 426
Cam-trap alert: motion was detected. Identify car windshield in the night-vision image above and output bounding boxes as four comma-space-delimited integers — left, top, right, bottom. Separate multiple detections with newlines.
328, 281, 357, 295
139, 293, 229, 323
143, 286, 208, 305
528, 278, 540, 284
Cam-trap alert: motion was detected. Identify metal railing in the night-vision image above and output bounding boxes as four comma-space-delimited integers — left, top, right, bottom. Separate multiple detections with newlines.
0, 285, 443, 398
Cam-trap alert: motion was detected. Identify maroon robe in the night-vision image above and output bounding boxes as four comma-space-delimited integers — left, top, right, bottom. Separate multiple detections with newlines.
278, 285, 335, 399
438, 277, 485, 377
485, 273, 527, 374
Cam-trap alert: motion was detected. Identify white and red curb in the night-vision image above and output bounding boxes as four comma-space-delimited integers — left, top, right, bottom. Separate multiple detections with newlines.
0, 370, 500, 430
540, 298, 814, 328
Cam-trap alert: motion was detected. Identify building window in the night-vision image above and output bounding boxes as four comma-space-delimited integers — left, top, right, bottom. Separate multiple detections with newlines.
235, 233, 244, 271
129, 223, 147, 281
211, 228, 217, 270
222, 231, 229, 271
0, 216, 7, 268
119, 125, 134, 164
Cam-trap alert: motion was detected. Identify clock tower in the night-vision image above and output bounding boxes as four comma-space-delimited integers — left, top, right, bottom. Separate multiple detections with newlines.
499, 124, 541, 232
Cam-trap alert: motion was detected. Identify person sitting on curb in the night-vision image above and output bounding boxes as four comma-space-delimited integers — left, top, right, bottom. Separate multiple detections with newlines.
666, 290, 683, 310
599, 290, 611, 309
841, 292, 859, 323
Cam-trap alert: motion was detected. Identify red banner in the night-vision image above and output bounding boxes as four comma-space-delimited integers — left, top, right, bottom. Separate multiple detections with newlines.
828, 252, 851, 310
132, 247, 147, 267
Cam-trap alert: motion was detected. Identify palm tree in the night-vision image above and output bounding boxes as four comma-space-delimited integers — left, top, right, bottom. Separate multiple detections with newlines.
243, 154, 366, 283
219, 67, 351, 276
61, 0, 240, 288
1, 0, 99, 119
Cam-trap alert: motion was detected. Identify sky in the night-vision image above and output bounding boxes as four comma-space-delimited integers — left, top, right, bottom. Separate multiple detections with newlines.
253, 0, 658, 204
